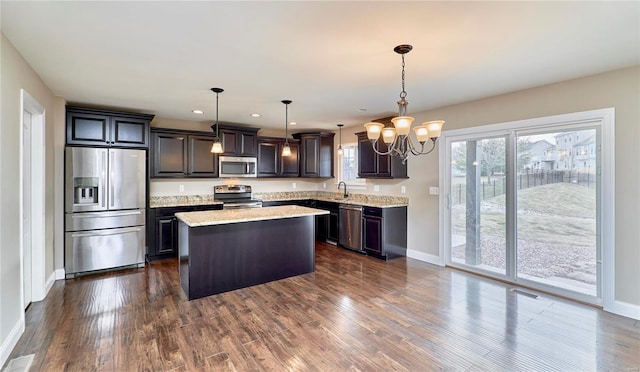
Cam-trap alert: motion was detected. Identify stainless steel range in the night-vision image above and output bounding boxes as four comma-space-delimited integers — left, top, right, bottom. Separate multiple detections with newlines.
214, 185, 262, 209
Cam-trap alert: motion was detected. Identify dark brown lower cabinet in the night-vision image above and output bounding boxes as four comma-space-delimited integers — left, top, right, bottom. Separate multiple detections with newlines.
147, 204, 223, 261
262, 199, 337, 243
362, 206, 407, 260
315, 201, 339, 243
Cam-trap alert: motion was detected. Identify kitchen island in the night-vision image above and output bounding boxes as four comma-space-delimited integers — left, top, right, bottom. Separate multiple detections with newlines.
175, 205, 329, 300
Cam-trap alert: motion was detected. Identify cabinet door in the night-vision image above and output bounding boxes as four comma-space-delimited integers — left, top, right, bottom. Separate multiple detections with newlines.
152, 132, 187, 177
375, 141, 391, 176
327, 211, 339, 243
220, 130, 239, 155
257, 141, 279, 177
300, 136, 320, 177
315, 214, 328, 242
363, 215, 383, 255
318, 134, 334, 178
111, 116, 149, 148
240, 132, 257, 156
358, 135, 378, 176
280, 142, 300, 177
156, 216, 178, 255
188, 135, 218, 177
67, 111, 110, 146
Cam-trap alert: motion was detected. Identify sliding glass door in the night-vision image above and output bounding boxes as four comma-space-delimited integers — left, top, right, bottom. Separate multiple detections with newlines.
443, 112, 606, 304
449, 136, 508, 276
515, 128, 599, 297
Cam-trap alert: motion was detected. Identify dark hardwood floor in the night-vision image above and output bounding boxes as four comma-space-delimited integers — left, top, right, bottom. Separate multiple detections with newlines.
7, 242, 640, 371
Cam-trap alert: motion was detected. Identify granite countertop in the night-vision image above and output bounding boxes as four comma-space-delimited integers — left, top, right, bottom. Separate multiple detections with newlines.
258, 191, 408, 208
175, 205, 329, 227
149, 195, 222, 208
152, 191, 408, 209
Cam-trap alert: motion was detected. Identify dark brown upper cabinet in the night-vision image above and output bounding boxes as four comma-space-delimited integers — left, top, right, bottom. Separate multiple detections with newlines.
257, 137, 300, 178
218, 124, 259, 157
356, 131, 408, 179
150, 129, 218, 178
292, 132, 334, 178
66, 106, 153, 148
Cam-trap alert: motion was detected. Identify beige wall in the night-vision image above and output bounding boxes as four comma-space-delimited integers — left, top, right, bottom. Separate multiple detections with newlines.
0, 33, 56, 353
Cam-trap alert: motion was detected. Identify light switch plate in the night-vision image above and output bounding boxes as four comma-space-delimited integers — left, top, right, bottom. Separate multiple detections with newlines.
179, 184, 184, 192
292, 182, 297, 189
401, 185, 406, 194
429, 186, 439, 195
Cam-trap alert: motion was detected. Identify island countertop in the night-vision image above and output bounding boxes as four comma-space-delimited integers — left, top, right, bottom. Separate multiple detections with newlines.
175, 205, 329, 227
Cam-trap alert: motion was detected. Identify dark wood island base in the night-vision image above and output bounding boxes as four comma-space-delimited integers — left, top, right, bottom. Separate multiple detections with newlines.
177, 206, 326, 300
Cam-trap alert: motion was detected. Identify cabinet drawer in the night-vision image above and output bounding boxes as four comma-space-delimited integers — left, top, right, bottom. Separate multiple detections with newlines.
65, 226, 145, 275
363, 206, 382, 217
66, 210, 146, 232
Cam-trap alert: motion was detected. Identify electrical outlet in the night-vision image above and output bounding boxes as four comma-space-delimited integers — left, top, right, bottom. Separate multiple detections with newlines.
179, 184, 185, 192
429, 186, 440, 195
401, 185, 406, 194
292, 182, 297, 189
373, 185, 380, 192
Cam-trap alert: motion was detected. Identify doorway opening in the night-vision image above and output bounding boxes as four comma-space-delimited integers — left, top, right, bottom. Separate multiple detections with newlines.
20, 89, 46, 308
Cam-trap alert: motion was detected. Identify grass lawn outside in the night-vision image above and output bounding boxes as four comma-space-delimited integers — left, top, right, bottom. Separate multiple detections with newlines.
451, 182, 597, 295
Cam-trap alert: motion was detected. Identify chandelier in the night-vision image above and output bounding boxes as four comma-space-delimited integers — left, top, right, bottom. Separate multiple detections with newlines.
364, 44, 444, 164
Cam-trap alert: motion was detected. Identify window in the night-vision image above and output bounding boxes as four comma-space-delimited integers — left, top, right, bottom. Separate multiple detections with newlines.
339, 143, 364, 185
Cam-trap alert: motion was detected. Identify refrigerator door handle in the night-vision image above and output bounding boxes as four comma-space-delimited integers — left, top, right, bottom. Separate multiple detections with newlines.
69, 210, 142, 219
109, 150, 115, 208
101, 151, 107, 208
70, 226, 142, 238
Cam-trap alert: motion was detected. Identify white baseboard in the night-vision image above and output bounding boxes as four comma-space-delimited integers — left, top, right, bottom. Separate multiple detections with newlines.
0, 316, 25, 369
54, 268, 65, 281
44, 271, 57, 296
406, 249, 444, 266
605, 299, 640, 320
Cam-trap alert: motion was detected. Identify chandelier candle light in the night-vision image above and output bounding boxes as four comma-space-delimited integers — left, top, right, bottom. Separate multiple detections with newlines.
281, 100, 292, 157
210, 87, 224, 154
364, 44, 444, 164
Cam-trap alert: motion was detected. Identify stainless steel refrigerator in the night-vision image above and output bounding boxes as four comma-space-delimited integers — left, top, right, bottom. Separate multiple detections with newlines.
64, 147, 146, 277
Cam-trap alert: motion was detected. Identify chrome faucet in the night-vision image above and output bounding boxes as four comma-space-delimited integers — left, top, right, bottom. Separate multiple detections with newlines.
337, 181, 348, 198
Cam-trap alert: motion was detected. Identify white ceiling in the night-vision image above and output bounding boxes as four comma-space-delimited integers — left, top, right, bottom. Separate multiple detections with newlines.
2, 1, 638, 131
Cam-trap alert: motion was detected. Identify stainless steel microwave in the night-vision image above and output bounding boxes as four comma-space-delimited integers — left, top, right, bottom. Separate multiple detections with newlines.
219, 156, 257, 178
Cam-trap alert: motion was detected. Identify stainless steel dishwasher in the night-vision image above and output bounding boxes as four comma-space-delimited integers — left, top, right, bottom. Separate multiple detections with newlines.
339, 204, 363, 252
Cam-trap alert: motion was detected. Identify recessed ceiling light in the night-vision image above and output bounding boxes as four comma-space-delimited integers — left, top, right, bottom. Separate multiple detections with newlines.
192, 109, 204, 114
289, 122, 297, 125
357, 108, 367, 112
250, 113, 261, 118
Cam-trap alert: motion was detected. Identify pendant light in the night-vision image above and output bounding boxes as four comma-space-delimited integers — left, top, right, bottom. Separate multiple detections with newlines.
363, 45, 444, 164
337, 124, 344, 156
210, 87, 224, 154
281, 100, 292, 157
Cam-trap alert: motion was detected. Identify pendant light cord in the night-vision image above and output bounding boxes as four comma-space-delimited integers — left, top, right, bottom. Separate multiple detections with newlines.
215, 91, 219, 138
284, 102, 289, 146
